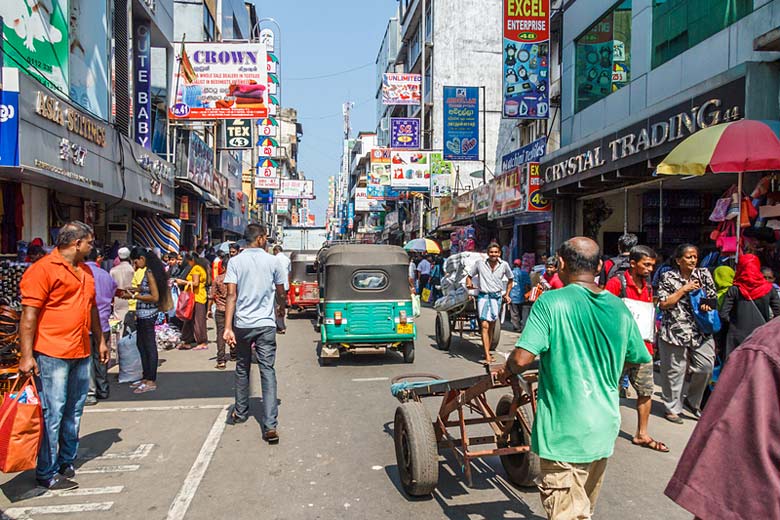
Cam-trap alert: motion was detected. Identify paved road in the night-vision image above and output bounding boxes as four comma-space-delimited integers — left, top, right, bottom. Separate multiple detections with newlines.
0, 307, 698, 519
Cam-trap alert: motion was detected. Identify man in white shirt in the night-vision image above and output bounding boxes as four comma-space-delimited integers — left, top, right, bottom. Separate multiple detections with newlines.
416, 255, 432, 295
273, 245, 291, 334
224, 224, 286, 443
408, 256, 417, 294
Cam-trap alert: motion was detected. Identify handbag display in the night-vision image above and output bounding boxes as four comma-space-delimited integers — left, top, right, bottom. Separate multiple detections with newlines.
715, 220, 738, 254
175, 282, 195, 320
709, 185, 736, 222
0, 376, 42, 473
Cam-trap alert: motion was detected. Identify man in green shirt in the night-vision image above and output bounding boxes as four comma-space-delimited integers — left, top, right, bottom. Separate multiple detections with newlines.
500, 237, 650, 519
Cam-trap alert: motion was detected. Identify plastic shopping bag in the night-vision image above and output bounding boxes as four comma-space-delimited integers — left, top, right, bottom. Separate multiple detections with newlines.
0, 376, 42, 473
412, 294, 421, 317
421, 287, 432, 303
117, 332, 143, 383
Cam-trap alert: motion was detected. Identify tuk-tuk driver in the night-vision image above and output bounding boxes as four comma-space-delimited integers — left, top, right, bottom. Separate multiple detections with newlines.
466, 243, 513, 364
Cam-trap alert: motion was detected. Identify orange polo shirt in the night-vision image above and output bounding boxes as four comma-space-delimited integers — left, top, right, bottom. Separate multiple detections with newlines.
20, 248, 96, 359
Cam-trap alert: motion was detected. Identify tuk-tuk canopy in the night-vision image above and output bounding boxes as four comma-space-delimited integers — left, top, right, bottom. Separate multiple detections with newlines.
320, 244, 410, 267
290, 250, 318, 283
320, 244, 412, 301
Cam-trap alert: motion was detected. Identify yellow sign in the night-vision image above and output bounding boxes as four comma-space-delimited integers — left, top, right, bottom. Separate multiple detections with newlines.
397, 323, 414, 334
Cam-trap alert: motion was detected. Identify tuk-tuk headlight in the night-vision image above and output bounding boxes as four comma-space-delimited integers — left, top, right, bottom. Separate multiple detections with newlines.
399, 310, 407, 324
334, 311, 343, 325
294, 285, 300, 295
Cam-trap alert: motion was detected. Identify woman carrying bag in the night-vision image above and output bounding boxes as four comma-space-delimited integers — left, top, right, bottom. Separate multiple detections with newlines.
175, 254, 208, 350
719, 254, 780, 364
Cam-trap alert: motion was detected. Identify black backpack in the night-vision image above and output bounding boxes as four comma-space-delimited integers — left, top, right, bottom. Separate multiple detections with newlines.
606, 255, 631, 282
618, 271, 653, 299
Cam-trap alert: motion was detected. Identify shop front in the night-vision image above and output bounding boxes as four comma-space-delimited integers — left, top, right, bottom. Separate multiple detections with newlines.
0, 69, 174, 253
539, 76, 746, 255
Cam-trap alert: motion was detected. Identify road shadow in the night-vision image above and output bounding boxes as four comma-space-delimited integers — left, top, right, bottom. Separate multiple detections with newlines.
108, 370, 235, 401
315, 340, 408, 367
0, 428, 123, 502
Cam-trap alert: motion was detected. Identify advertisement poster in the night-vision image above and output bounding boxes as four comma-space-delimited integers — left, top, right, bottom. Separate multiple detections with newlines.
186, 132, 214, 191
169, 42, 268, 120
527, 162, 551, 211
390, 118, 420, 149
489, 170, 523, 220
430, 152, 454, 198
355, 188, 385, 212
3, 0, 69, 93
382, 74, 421, 105
454, 192, 474, 221
368, 148, 399, 199
443, 87, 480, 161
472, 183, 493, 216
503, 0, 550, 119
390, 151, 430, 191
277, 179, 315, 199
70, 0, 109, 120
438, 197, 454, 226
0, 69, 20, 167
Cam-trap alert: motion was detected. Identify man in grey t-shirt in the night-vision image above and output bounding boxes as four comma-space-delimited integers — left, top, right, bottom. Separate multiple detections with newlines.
224, 224, 286, 443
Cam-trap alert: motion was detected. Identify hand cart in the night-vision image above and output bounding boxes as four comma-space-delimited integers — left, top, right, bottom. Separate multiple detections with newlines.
434, 297, 501, 352
390, 364, 540, 497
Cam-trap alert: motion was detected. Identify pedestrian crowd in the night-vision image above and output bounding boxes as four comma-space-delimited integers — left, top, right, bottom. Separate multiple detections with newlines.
16, 221, 289, 491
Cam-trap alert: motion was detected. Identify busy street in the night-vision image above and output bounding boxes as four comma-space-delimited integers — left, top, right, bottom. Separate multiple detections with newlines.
0, 308, 698, 519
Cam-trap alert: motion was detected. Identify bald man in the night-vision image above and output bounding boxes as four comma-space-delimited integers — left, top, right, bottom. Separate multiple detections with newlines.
500, 237, 651, 519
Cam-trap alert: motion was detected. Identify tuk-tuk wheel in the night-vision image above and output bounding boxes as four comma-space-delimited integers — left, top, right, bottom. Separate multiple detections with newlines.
495, 394, 540, 487
402, 342, 415, 363
394, 402, 438, 497
490, 319, 501, 351
435, 312, 451, 351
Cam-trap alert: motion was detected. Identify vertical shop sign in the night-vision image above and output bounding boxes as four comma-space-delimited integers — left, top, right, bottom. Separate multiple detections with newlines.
527, 162, 550, 211
430, 152, 454, 198
134, 21, 152, 148
443, 87, 480, 161
390, 118, 420, 148
0, 68, 20, 167
503, 0, 550, 119
179, 196, 190, 220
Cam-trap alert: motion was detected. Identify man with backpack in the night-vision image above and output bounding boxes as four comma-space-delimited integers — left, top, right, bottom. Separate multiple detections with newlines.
600, 233, 638, 286
605, 245, 669, 453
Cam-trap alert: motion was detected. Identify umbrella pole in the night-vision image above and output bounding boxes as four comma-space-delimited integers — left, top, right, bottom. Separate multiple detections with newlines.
736, 172, 742, 261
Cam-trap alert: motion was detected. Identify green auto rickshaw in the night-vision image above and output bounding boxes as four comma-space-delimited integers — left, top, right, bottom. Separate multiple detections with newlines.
318, 244, 416, 364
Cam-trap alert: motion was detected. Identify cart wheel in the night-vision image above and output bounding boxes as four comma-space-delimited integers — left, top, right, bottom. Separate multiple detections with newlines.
402, 342, 415, 363
393, 402, 439, 497
435, 312, 451, 351
490, 319, 501, 351
496, 394, 540, 487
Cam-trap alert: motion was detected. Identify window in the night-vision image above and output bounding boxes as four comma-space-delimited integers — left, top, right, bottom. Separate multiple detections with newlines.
352, 271, 389, 291
203, 4, 215, 42
574, 0, 632, 113
408, 26, 421, 66
652, 0, 752, 68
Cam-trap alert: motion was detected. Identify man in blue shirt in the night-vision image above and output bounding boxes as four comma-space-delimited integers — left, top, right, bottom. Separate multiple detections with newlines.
224, 224, 287, 443
85, 247, 116, 405
508, 259, 531, 331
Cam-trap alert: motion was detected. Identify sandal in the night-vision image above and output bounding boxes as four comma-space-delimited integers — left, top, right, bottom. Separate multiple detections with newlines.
632, 437, 670, 453
133, 383, 157, 394
215, 362, 226, 370
129, 380, 144, 389
481, 355, 496, 365
665, 413, 684, 424
193, 344, 209, 351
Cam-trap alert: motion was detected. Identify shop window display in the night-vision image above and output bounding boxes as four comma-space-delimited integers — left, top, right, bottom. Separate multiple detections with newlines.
652, 0, 752, 69
574, 0, 632, 113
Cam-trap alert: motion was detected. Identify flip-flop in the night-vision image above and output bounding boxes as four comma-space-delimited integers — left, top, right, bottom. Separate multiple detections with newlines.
632, 438, 670, 452
133, 384, 157, 394
665, 413, 684, 424
129, 380, 144, 389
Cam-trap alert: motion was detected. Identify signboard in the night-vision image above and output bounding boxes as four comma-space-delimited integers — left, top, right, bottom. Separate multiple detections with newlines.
453, 192, 474, 221
186, 132, 214, 191
254, 173, 280, 189
527, 163, 550, 211
438, 197, 454, 226
490, 170, 523, 219
277, 179, 315, 199
430, 152, 454, 198
501, 137, 547, 174
3, 0, 68, 93
169, 42, 268, 120
492, 137, 548, 219
472, 183, 493, 216
355, 188, 385, 212
225, 119, 252, 149
390, 118, 420, 148
503, 0, 550, 119
390, 151, 430, 191
134, 22, 152, 148
368, 148, 399, 200
382, 74, 421, 105
443, 86, 480, 161
0, 69, 20, 167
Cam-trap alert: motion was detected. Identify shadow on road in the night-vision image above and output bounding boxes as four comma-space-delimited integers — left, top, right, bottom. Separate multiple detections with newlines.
314, 340, 408, 367
109, 370, 234, 401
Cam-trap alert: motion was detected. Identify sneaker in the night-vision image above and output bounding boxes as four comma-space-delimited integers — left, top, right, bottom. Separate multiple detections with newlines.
58, 463, 76, 478
84, 395, 98, 406
36, 474, 79, 491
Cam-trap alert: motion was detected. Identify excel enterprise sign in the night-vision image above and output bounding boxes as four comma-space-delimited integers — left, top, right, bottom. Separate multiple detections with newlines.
541, 78, 745, 187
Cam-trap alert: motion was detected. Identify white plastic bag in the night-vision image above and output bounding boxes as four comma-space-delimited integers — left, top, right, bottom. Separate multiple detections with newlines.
412, 294, 421, 317
117, 332, 142, 383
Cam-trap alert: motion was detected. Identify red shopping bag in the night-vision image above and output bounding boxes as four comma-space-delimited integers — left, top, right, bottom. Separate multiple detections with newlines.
175, 287, 195, 320
0, 376, 42, 473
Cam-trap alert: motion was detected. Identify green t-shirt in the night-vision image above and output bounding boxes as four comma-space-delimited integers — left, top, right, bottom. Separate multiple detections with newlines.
517, 284, 651, 463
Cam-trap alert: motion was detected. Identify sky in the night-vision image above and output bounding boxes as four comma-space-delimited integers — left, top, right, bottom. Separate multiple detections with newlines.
251, 0, 399, 225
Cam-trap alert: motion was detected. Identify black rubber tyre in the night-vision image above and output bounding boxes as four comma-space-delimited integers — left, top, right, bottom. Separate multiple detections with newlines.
394, 402, 439, 497
496, 394, 540, 487
490, 318, 501, 351
403, 342, 415, 363
435, 312, 452, 351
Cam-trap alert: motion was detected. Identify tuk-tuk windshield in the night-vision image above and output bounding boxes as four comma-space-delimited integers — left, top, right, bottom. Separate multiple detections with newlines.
352, 271, 388, 290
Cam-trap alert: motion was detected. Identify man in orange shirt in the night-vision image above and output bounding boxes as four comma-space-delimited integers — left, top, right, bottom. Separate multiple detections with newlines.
19, 221, 109, 491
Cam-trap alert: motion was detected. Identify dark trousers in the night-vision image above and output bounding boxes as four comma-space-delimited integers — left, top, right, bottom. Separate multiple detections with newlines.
508, 302, 526, 331
214, 310, 230, 363
234, 326, 278, 430
88, 331, 110, 398
182, 302, 208, 345
419, 274, 430, 291
136, 316, 158, 382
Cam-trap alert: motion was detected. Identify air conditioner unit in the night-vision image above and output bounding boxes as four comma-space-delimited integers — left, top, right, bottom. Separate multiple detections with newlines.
108, 223, 129, 233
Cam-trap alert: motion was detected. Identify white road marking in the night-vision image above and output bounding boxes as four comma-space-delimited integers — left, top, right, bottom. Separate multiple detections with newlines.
1, 502, 113, 519
166, 405, 229, 520
15, 486, 124, 502
351, 377, 389, 382
84, 404, 228, 413
81, 443, 154, 461
77, 464, 140, 474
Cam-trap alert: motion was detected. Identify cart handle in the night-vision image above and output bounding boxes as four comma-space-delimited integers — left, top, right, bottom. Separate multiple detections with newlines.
390, 373, 444, 385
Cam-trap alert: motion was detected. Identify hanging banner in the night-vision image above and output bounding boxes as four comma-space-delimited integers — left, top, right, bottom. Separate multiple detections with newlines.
277, 179, 315, 199
390, 118, 420, 149
0, 69, 20, 167
3, 0, 69, 94
186, 132, 214, 191
225, 119, 252, 149
368, 148, 399, 200
489, 170, 523, 220
438, 197, 455, 226
169, 42, 268, 120
390, 151, 430, 191
527, 162, 551, 211
503, 0, 550, 119
179, 196, 190, 220
382, 74, 421, 105
430, 152, 454, 198
472, 184, 493, 216
453, 192, 474, 221
443, 87, 480, 161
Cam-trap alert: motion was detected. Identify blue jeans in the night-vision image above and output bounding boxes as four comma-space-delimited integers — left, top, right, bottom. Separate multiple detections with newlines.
34, 354, 90, 481
234, 327, 278, 430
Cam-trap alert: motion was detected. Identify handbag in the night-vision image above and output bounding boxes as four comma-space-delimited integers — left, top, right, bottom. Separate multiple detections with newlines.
709, 192, 734, 222
689, 287, 721, 335
740, 197, 757, 227
715, 220, 738, 253
0, 376, 42, 473
175, 282, 195, 320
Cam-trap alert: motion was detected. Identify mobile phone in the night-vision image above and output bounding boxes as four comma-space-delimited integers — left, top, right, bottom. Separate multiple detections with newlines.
701, 297, 717, 309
